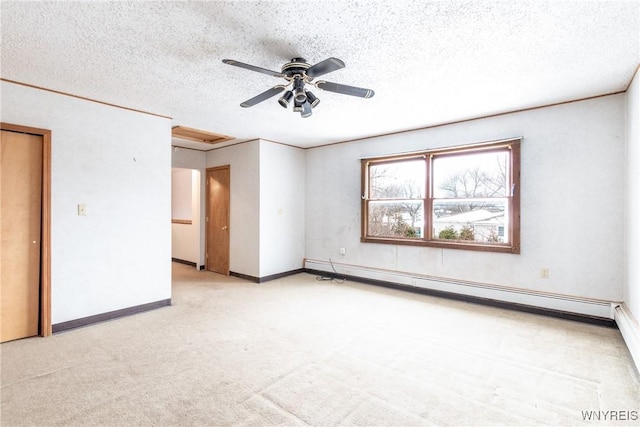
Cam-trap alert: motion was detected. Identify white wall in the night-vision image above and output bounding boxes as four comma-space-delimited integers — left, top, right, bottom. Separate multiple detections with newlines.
1, 81, 172, 324
259, 141, 305, 277
172, 168, 193, 220
306, 94, 626, 302
207, 141, 261, 277
202, 139, 306, 279
172, 147, 207, 267
625, 67, 640, 321
171, 168, 200, 265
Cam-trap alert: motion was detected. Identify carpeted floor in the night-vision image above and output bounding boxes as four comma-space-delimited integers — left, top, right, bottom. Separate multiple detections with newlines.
1, 262, 639, 426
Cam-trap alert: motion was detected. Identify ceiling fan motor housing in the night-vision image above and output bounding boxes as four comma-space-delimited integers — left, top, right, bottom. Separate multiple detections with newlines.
281, 58, 311, 78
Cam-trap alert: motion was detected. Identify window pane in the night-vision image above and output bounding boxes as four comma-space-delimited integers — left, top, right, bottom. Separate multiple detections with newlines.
433, 199, 508, 243
433, 151, 508, 199
367, 200, 424, 238
370, 159, 425, 199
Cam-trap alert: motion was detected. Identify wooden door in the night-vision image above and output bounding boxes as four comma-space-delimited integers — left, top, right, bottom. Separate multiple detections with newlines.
1, 130, 43, 342
206, 166, 230, 275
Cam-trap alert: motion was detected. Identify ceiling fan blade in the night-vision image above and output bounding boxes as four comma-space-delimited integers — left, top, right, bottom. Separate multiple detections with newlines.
316, 81, 375, 98
306, 57, 345, 78
222, 59, 284, 78
240, 86, 285, 108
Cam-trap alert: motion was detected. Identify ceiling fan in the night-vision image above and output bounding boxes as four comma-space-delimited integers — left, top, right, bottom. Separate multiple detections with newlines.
221, 57, 375, 118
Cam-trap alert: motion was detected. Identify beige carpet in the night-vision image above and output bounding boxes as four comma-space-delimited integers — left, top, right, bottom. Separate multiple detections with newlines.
1, 262, 639, 426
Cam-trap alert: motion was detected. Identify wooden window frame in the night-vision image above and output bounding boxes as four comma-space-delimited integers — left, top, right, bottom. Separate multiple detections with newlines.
361, 138, 521, 254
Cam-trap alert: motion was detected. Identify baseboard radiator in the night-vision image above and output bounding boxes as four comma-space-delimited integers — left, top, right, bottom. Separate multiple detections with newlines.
304, 258, 616, 320
615, 304, 640, 372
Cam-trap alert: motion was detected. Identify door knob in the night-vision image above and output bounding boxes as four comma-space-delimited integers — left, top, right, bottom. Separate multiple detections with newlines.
222, 226, 228, 231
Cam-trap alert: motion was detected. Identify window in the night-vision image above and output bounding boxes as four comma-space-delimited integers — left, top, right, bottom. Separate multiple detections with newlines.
361, 138, 520, 253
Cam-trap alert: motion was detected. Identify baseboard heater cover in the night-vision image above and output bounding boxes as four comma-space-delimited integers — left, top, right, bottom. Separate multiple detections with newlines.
615, 303, 640, 372
304, 259, 616, 325
52, 299, 172, 333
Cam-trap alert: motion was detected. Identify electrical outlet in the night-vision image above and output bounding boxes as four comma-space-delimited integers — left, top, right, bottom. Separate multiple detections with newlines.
540, 268, 549, 278
339, 247, 346, 255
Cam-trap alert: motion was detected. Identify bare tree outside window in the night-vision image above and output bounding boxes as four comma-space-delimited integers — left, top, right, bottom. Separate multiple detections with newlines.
368, 159, 424, 238
433, 151, 509, 243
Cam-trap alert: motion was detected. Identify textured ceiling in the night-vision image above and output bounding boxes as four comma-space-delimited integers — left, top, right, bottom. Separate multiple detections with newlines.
1, 1, 639, 149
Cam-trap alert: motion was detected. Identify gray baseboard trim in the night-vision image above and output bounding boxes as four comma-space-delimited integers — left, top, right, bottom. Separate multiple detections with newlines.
229, 271, 259, 283
230, 268, 305, 283
172, 258, 196, 267
52, 299, 172, 333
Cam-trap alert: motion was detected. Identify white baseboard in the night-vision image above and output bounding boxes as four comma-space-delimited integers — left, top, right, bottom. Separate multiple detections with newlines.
304, 258, 614, 319
615, 304, 640, 372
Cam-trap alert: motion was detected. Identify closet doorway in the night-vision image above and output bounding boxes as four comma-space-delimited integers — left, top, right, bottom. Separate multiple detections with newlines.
205, 165, 230, 275
0, 123, 51, 342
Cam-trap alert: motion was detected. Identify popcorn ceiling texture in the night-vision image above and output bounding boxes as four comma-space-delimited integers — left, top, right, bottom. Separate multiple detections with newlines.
1, 0, 638, 147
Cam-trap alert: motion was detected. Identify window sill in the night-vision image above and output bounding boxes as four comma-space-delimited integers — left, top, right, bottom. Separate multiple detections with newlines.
361, 236, 520, 254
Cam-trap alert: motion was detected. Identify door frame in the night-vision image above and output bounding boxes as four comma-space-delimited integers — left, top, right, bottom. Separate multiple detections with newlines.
1, 122, 52, 337
205, 165, 230, 275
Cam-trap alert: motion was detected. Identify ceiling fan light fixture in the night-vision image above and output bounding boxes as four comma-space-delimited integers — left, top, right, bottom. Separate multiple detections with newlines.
306, 90, 320, 108
293, 100, 303, 113
301, 101, 313, 118
293, 76, 307, 103
278, 90, 293, 108
294, 87, 307, 103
